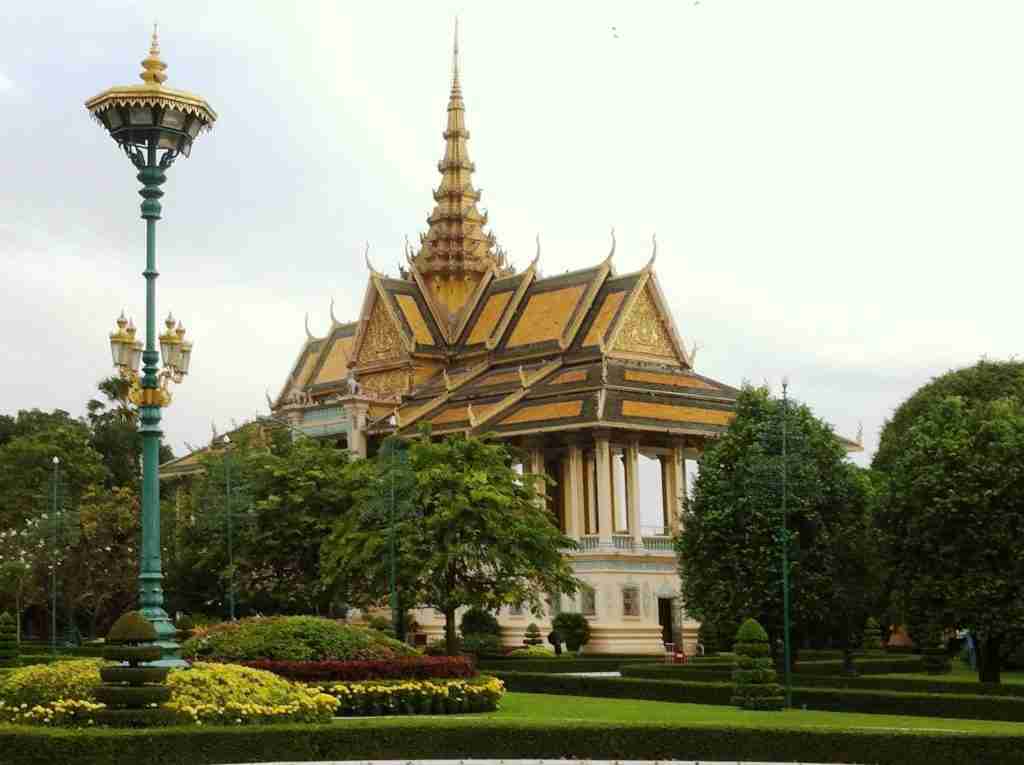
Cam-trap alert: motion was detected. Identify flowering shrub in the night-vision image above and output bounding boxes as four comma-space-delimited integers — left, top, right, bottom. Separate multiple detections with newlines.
507, 646, 555, 658
321, 675, 504, 716
0, 698, 106, 727
182, 616, 416, 662
235, 655, 475, 682
0, 659, 102, 707
0, 659, 338, 727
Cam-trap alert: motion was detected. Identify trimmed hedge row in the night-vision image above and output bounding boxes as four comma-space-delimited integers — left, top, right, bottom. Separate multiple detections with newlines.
478, 658, 630, 673
224, 655, 476, 682
796, 656, 924, 675
2, 718, 1024, 765
496, 671, 1024, 722
622, 663, 1024, 698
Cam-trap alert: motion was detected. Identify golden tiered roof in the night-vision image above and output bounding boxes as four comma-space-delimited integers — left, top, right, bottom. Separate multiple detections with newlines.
409, 20, 511, 319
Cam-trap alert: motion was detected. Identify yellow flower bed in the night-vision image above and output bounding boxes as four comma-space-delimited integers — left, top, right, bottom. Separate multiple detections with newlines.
0, 660, 337, 727
322, 675, 504, 716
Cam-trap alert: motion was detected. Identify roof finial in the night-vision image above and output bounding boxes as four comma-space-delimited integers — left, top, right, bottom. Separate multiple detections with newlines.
647, 233, 658, 268
140, 23, 168, 86
535, 233, 541, 262
607, 226, 617, 261
452, 17, 460, 92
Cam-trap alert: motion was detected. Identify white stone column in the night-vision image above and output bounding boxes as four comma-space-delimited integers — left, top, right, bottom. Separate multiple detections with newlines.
343, 399, 370, 457
563, 444, 583, 539
668, 444, 685, 535
528, 445, 545, 500
625, 440, 642, 549
594, 434, 614, 547
584, 450, 597, 535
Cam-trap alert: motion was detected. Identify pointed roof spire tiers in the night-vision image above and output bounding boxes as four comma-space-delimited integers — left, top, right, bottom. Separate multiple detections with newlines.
412, 18, 512, 318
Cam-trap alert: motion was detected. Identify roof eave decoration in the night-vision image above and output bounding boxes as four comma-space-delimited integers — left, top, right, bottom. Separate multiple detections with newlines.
406, 258, 455, 345
558, 253, 613, 350
451, 264, 497, 342
85, 29, 217, 128
486, 257, 538, 350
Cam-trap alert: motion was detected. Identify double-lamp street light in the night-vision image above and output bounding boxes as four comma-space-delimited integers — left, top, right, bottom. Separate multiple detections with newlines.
87, 27, 216, 659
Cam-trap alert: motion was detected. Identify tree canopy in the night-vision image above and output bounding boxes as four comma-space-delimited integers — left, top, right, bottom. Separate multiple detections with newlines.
676, 386, 878, 658
321, 432, 580, 654
874, 360, 1024, 682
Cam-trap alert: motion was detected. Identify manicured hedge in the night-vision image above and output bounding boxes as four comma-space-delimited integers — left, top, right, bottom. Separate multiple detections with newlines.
1, 717, 1023, 765
622, 663, 1024, 698
230, 656, 476, 682
478, 658, 631, 673
796, 656, 924, 675
497, 671, 1024, 722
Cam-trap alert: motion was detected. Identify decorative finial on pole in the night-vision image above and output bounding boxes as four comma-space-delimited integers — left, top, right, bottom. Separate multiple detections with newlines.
452, 17, 460, 91
140, 23, 168, 86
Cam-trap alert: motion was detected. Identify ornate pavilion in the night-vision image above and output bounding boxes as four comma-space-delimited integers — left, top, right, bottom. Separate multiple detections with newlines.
163, 29, 858, 653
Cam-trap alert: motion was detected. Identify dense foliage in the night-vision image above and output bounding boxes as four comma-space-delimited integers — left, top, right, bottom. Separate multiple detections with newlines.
552, 613, 592, 652
322, 675, 504, 716
677, 386, 879, 660
0, 613, 18, 667
180, 616, 415, 662
874, 360, 1024, 683
322, 432, 580, 654
231, 655, 475, 682
460, 607, 501, 637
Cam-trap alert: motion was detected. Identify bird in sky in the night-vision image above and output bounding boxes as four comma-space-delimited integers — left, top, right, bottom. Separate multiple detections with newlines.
611, 26, 620, 39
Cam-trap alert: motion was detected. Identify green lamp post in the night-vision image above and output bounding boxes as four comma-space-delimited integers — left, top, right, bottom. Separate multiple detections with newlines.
86, 28, 216, 660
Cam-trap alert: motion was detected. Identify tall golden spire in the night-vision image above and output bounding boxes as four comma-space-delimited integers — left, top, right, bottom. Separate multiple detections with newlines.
412, 19, 510, 317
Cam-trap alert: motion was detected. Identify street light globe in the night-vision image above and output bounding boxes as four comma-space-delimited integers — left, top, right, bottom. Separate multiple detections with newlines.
84, 26, 216, 159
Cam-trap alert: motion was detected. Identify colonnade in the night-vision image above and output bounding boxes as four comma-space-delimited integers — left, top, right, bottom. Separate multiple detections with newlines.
524, 432, 689, 551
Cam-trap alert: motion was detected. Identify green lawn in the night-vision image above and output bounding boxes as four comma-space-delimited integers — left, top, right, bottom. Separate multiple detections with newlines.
460, 692, 1024, 735
883, 661, 1024, 685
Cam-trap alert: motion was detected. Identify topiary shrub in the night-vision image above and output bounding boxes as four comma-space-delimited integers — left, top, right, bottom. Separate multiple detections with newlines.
174, 615, 195, 643
862, 617, 883, 651
552, 613, 592, 652
731, 618, 784, 711
0, 613, 19, 668
181, 616, 417, 662
523, 623, 543, 646
95, 611, 170, 710
460, 633, 503, 658
460, 608, 501, 637
507, 645, 555, 658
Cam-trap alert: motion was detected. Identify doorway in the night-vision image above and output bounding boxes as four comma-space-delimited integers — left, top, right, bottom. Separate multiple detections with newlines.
657, 598, 674, 645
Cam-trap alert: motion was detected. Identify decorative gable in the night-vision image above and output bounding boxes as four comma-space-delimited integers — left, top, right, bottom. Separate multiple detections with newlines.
357, 299, 405, 366
611, 285, 677, 361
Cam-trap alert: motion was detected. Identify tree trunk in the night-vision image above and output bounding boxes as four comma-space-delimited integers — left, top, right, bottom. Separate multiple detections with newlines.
444, 607, 458, 655
979, 635, 1002, 684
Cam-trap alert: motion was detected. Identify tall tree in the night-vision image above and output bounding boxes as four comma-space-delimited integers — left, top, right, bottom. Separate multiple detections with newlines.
87, 376, 173, 487
875, 360, 1024, 683
322, 432, 580, 654
676, 386, 874, 660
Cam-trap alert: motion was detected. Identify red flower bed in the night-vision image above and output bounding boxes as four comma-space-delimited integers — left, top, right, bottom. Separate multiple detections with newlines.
205, 655, 477, 682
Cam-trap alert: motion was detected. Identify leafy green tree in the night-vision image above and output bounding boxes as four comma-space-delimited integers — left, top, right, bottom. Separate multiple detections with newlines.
322, 432, 580, 654
875, 361, 1024, 683
461, 607, 501, 637
167, 432, 358, 617
86, 377, 173, 488
0, 410, 108, 532
552, 612, 592, 652
676, 386, 875, 663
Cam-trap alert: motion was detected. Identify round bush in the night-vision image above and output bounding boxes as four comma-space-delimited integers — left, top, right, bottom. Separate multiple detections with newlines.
552, 613, 592, 652
99, 666, 169, 685
181, 616, 417, 662
94, 684, 172, 707
460, 608, 501, 637
107, 612, 157, 644
104, 645, 163, 664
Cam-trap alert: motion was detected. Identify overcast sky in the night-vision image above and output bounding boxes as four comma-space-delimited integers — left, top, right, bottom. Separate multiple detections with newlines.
2, 2, 1020, 487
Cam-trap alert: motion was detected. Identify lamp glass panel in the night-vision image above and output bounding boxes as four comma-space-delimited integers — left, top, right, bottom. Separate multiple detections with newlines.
128, 343, 143, 373
110, 337, 123, 366
159, 337, 176, 368
105, 109, 123, 129
178, 344, 192, 374
158, 132, 180, 151
128, 107, 154, 125
161, 108, 186, 129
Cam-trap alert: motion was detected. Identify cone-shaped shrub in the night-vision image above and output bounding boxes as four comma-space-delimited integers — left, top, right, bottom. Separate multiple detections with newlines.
0, 612, 19, 668
95, 611, 170, 709
862, 617, 883, 651
731, 617, 784, 711
523, 622, 543, 646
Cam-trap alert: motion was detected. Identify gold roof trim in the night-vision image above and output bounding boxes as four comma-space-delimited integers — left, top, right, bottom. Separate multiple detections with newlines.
85, 28, 217, 127
451, 263, 497, 342
486, 258, 538, 350
405, 258, 454, 344
558, 256, 612, 350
